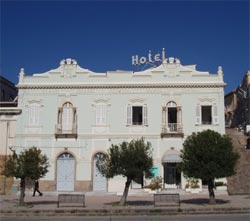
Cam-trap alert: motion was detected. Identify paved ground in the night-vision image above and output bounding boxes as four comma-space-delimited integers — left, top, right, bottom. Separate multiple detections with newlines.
0, 190, 250, 216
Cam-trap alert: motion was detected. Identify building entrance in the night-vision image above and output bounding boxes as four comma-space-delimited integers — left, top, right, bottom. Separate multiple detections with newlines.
93, 153, 107, 192
57, 153, 74, 191
163, 163, 181, 189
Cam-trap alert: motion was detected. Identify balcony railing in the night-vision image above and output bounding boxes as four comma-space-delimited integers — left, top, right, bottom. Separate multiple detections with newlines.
55, 123, 77, 139
161, 123, 184, 138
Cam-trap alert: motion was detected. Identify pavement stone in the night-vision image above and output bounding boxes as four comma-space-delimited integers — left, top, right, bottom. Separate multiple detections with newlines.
0, 190, 250, 217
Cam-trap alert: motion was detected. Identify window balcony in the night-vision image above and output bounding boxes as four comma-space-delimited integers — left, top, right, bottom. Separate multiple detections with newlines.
161, 123, 184, 138
55, 123, 77, 139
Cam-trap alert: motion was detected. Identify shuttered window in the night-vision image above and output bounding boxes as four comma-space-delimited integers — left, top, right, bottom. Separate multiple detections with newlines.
96, 105, 107, 125
196, 104, 219, 125
195, 104, 201, 125
29, 104, 40, 126
127, 104, 148, 126
212, 104, 219, 124
62, 102, 73, 131
127, 104, 132, 125
143, 105, 148, 125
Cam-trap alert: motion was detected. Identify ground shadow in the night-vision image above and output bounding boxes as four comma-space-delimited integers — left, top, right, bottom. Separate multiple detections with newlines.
2, 199, 19, 203
26, 200, 58, 206
105, 200, 153, 206
181, 198, 229, 205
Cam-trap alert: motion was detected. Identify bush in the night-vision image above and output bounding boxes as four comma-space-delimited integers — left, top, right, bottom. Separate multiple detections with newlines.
144, 176, 162, 191
185, 178, 200, 189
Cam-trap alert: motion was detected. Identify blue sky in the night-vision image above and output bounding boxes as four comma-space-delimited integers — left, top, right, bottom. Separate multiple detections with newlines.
1, 0, 249, 94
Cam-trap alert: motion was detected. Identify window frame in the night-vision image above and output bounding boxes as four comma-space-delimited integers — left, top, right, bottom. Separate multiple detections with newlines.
95, 104, 107, 126
195, 103, 219, 125
28, 103, 40, 126
127, 104, 148, 126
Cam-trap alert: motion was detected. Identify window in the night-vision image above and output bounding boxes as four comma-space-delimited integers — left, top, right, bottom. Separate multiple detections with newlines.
201, 106, 212, 124
61, 102, 74, 131
127, 104, 148, 126
133, 106, 142, 125
57, 102, 77, 135
96, 105, 107, 125
161, 101, 183, 135
28, 103, 40, 126
167, 101, 177, 124
196, 104, 219, 125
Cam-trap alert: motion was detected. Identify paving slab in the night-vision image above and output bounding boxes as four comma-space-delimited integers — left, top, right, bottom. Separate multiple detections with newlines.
0, 191, 249, 217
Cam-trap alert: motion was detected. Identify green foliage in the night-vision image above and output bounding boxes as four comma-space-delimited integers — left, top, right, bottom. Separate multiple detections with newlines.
185, 178, 200, 189
180, 129, 239, 181
3, 147, 49, 180
144, 176, 162, 190
97, 138, 154, 206
96, 138, 154, 180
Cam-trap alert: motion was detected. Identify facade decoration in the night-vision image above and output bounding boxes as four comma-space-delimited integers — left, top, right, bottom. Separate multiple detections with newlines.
15, 56, 225, 192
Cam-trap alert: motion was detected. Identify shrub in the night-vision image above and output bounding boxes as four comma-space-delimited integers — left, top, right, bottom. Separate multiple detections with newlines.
144, 176, 162, 191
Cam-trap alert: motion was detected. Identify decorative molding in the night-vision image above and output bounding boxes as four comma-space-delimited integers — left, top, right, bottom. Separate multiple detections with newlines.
17, 82, 226, 90
129, 97, 145, 104
26, 99, 43, 107
198, 97, 216, 103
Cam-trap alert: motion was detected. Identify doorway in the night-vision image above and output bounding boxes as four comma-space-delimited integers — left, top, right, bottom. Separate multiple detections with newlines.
93, 153, 107, 192
57, 153, 75, 191
163, 163, 181, 188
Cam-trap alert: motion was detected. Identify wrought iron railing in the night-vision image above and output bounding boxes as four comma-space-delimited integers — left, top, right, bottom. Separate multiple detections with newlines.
162, 123, 183, 133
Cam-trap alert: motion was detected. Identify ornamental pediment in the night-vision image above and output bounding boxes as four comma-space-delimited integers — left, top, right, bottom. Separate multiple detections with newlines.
17, 58, 224, 87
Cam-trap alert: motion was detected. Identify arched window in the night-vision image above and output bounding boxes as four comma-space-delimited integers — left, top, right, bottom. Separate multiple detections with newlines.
62, 102, 73, 131
161, 101, 183, 136
56, 102, 77, 138
167, 101, 178, 131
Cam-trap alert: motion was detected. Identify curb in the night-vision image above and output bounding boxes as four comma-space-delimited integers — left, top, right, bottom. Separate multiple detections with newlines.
1, 207, 250, 217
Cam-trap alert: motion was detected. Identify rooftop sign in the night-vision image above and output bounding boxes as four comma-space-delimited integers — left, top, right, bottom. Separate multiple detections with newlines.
132, 48, 166, 66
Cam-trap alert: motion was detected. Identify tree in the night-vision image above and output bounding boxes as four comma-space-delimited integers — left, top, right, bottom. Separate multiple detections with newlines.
3, 147, 49, 206
180, 129, 239, 204
96, 138, 153, 206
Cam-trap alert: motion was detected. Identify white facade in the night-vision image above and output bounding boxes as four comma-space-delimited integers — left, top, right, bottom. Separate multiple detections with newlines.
16, 57, 225, 192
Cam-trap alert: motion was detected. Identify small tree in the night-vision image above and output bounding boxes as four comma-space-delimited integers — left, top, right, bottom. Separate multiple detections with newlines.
3, 147, 49, 206
96, 138, 153, 206
180, 129, 239, 204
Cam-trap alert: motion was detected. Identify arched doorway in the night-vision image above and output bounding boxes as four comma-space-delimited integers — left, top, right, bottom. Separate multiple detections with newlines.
93, 153, 107, 192
57, 152, 75, 191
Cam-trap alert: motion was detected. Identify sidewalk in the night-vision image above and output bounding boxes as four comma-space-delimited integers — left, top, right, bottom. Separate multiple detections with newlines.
1, 190, 250, 217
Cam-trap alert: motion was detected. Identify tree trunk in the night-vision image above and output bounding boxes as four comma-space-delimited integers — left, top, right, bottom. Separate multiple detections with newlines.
119, 177, 131, 206
19, 178, 26, 206
208, 179, 216, 205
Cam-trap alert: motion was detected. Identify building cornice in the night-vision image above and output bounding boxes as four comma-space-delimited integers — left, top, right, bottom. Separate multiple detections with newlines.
0, 108, 22, 115
17, 82, 226, 89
